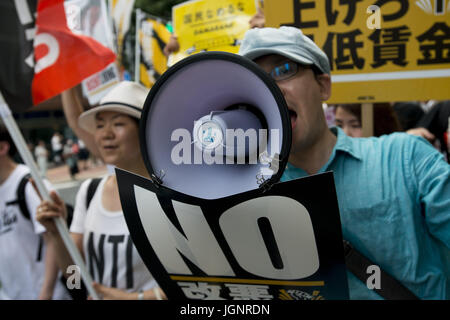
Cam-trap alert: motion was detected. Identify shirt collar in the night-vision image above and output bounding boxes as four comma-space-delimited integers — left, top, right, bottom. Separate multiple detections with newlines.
283, 127, 362, 177
330, 126, 363, 161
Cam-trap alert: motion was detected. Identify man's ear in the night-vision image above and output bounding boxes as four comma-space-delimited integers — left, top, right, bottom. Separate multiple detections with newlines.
315, 73, 332, 102
0, 142, 10, 157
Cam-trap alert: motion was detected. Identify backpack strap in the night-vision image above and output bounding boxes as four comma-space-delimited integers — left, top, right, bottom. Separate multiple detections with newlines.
16, 173, 32, 220
6, 173, 44, 261
343, 240, 419, 300
85, 178, 102, 211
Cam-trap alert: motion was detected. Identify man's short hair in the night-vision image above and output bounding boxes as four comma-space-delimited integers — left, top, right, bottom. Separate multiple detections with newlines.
0, 121, 17, 157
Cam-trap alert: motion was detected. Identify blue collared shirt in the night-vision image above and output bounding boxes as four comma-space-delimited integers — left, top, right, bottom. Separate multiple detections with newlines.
281, 127, 450, 300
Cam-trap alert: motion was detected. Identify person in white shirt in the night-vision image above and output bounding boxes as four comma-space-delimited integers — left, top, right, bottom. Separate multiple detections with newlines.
36, 81, 165, 300
34, 140, 49, 178
0, 122, 70, 300
51, 132, 63, 165
77, 139, 90, 171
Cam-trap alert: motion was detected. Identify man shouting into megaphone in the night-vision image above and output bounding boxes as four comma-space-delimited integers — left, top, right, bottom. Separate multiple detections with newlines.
238, 26, 450, 300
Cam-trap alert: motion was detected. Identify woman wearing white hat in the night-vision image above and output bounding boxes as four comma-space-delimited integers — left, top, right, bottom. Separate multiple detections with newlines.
36, 81, 165, 300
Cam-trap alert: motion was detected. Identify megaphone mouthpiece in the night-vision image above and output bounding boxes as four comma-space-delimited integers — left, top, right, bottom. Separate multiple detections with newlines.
193, 108, 263, 161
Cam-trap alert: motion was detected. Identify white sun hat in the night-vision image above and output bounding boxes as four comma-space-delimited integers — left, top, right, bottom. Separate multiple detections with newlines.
78, 81, 149, 134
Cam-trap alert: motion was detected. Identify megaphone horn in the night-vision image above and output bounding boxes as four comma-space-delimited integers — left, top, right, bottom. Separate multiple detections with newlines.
140, 52, 291, 200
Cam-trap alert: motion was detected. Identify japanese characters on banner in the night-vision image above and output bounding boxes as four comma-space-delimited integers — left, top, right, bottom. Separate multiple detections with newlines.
116, 168, 349, 300
264, 0, 450, 103
170, 0, 257, 66
137, 13, 172, 88
81, 63, 120, 105
64, 0, 120, 105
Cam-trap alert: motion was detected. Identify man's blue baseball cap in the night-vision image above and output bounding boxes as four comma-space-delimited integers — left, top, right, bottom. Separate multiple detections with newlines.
238, 26, 331, 75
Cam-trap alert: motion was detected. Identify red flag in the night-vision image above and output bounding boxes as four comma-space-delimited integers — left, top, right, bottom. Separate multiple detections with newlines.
31, 0, 116, 105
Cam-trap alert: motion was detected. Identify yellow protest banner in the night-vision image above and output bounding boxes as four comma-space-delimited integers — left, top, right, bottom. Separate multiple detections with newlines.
264, 0, 450, 103
171, 0, 257, 66
110, 0, 135, 63
138, 16, 171, 88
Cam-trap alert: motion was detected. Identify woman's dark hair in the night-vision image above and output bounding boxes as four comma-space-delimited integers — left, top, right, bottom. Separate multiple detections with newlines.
0, 121, 17, 157
393, 102, 424, 131
336, 103, 402, 137
336, 104, 361, 123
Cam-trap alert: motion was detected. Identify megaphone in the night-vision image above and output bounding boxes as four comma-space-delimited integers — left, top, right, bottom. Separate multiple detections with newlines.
139, 52, 291, 199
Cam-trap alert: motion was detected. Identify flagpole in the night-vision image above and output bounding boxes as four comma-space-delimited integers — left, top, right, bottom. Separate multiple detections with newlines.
0, 95, 100, 301
134, 8, 141, 83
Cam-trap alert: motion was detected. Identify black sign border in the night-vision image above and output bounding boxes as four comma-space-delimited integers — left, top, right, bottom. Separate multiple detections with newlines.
117, 168, 349, 300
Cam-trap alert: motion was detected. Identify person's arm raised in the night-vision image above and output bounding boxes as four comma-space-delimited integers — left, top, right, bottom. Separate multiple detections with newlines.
163, 34, 180, 57
61, 86, 101, 159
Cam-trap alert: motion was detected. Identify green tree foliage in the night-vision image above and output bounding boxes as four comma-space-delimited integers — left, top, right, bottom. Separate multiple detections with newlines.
135, 0, 186, 21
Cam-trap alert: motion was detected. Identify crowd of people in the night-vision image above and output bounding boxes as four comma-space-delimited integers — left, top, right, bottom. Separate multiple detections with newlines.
330, 102, 450, 162
25, 132, 94, 180
0, 6, 449, 301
